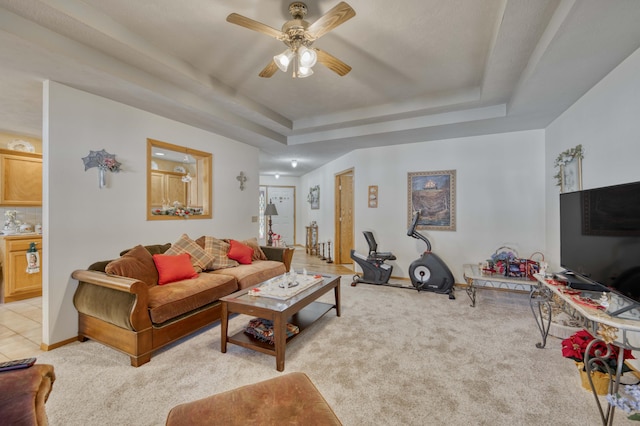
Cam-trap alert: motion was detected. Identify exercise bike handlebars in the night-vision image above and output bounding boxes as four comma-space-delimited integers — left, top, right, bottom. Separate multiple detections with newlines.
407, 211, 432, 252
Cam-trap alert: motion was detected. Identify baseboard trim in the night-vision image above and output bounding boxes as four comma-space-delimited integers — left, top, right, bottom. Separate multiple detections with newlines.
40, 336, 79, 351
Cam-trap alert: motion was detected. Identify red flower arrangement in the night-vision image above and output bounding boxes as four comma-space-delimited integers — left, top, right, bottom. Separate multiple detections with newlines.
562, 329, 634, 373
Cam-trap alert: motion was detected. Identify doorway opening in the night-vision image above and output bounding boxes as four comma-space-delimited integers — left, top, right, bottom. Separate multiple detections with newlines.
259, 185, 296, 246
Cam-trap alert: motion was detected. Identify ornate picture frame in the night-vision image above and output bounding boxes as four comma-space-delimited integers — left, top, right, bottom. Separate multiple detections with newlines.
561, 158, 582, 193
407, 170, 456, 231
554, 144, 583, 193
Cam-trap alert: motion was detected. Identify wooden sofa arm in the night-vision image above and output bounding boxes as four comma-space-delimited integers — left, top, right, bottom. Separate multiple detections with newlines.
71, 269, 151, 332
260, 246, 294, 272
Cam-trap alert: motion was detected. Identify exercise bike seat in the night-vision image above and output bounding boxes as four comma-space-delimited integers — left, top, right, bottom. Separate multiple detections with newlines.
363, 231, 397, 261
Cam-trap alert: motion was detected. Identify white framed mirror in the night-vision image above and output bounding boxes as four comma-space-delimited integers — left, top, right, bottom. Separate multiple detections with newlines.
147, 138, 212, 220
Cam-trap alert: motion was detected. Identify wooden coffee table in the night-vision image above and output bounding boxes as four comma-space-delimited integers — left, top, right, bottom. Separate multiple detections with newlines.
220, 273, 341, 371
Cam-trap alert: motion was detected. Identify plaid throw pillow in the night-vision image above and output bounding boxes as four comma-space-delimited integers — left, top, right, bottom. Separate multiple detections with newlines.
164, 234, 214, 272
202, 236, 239, 270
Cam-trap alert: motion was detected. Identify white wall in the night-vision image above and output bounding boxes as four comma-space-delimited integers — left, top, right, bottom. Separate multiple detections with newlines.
299, 130, 546, 283
545, 46, 640, 271
43, 81, 260, 345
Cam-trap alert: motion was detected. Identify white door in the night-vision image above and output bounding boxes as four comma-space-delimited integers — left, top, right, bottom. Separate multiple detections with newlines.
265, 186, 295, 246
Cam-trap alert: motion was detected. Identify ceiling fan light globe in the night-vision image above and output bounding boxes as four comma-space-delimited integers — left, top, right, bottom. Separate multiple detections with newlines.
297, 66, 314, 78
274, 49, 294, 72
298, 46, 317, 68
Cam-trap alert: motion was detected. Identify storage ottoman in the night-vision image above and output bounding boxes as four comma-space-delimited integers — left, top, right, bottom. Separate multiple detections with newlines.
165, 372, 341, 425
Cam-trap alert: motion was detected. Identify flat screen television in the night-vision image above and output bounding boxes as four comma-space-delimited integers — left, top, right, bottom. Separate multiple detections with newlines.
560, 180, 640, 302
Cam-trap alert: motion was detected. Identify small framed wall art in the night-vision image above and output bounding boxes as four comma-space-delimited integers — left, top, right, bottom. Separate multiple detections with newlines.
368, 185, 378, 208
308, 185, 320, 209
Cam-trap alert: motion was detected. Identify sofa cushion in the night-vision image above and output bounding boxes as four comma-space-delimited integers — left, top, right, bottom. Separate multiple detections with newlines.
105, 244, 159, 287
153, 253, 199, 285
210, 260, 286, 290
147, 273, 238, 324
228, 240, 254, 265
165, 234, 214, 272
197, 236, 239, 270
241, 237, 268, 261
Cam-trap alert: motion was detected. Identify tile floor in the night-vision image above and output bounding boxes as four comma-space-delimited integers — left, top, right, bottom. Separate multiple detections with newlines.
0, 297, 43, 362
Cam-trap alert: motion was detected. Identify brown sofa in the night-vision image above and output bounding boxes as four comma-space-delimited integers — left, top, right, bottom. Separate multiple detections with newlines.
71, 237, 294, 367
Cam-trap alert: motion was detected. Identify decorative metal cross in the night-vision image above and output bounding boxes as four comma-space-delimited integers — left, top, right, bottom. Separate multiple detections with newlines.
236, 171, 247, 190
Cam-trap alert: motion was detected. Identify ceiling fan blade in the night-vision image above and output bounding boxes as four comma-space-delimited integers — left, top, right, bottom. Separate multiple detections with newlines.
226, 13, 285, 40
259, 60, 279, 78
315, 49, 352, 76
307, 2, 356, 40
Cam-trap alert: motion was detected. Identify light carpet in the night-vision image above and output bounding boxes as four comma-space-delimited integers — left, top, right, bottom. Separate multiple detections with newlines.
37, 278, 630, 425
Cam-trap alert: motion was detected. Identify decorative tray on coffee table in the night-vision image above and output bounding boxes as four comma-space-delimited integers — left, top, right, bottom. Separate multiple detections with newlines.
248, 273, 324, 300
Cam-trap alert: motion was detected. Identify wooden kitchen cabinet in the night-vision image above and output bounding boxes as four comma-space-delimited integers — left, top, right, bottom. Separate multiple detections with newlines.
150, 170, 187, 208
0, 149, 43, 206
1, 235, 42, 302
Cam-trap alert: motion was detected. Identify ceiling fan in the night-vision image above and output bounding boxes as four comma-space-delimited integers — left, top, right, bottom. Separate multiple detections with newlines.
226, 2, 355, 78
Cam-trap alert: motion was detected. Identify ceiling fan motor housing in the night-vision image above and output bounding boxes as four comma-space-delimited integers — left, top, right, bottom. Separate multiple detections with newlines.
289, 2, 308, 19
283, 2, 313, 47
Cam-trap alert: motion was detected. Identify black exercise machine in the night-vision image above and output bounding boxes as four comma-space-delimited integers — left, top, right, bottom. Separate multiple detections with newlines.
350, 231, 398, 287
350, 212, 455, 298
407, 211, 455, 299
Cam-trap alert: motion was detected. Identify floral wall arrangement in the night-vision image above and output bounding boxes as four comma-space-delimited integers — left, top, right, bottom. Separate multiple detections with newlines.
554, 144, 583, 193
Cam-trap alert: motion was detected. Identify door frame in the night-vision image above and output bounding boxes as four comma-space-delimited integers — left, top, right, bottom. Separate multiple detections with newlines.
334, 168, 354, 264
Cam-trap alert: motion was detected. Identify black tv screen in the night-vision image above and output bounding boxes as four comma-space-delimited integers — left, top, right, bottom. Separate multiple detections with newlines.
560, 181, 640, 300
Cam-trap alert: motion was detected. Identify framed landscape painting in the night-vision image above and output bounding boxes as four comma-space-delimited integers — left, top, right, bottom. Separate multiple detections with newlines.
407, 170, 456, 231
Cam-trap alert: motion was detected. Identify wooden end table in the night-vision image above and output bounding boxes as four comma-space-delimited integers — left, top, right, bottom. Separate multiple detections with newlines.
220, 273, 341, 371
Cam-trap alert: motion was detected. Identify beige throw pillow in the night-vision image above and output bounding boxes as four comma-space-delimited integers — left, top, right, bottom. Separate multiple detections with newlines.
242, 237, 268, 261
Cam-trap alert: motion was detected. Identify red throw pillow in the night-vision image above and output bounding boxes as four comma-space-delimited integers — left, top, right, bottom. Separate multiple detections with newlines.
228, 240, 254, 265
152, 253, 198, 285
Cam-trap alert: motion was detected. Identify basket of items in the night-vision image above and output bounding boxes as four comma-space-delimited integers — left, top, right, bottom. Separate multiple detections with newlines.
485, 246, 519, 275
506, 251, 545, 280
485, 247, 544, 280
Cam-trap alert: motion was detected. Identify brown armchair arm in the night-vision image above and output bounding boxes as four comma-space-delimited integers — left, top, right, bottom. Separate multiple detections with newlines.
260, 246, 294, 272
71, 270, 151, 332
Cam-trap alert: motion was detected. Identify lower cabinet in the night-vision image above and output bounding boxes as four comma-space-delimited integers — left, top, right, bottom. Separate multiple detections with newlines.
1, 235, 42, 303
